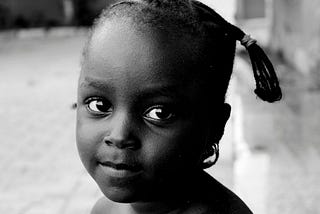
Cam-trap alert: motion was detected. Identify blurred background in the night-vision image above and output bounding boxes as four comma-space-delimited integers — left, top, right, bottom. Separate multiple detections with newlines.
0, 0, 319, 213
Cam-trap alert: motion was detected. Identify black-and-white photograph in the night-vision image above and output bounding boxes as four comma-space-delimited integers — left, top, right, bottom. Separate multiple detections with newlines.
1, 0, 319, 213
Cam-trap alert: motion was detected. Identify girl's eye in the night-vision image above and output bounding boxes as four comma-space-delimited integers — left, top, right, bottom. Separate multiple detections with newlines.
144, 106, 175, 122
85, 98, 112, 115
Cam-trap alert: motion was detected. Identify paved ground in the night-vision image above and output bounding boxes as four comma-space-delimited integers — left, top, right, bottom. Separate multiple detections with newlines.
0, 32, 319, 214
0, 34, 102, 214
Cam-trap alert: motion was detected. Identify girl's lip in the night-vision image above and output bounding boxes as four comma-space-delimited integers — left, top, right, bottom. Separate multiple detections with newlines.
99, 161, 142, 171
98, 161, 143, 178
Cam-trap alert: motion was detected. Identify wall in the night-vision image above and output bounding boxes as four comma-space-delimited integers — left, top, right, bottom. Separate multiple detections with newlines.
72, 0, 117, 26
0, 0, 65, 28
200, 0, 236, 23
236, 0, 266, 19
271, 0, 320, 89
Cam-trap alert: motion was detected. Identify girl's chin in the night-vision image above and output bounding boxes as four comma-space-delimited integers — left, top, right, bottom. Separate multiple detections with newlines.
98, 183, 143, 203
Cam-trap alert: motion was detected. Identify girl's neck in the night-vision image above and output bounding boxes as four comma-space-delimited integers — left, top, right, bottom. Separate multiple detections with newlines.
127, 168, 206, 214
129, 201, 184, 214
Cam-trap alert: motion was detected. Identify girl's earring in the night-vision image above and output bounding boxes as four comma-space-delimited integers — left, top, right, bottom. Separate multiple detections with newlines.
201, 143, 220, 169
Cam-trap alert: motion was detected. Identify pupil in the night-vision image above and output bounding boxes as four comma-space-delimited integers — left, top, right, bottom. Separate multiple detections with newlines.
96, 101, 108, 112
156, 109, 169, 118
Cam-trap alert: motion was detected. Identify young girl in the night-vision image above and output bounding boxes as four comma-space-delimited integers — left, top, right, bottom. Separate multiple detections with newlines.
76, 0, 282, 213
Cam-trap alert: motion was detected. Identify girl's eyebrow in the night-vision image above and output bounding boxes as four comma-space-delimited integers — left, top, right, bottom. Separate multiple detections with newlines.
136, 86, 181, 100
81, 76, 187, 99
80, 76, 112, 91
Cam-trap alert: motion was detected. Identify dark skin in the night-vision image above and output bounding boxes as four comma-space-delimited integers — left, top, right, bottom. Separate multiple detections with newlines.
76, 18, 252, 214
91, 171, 253, 214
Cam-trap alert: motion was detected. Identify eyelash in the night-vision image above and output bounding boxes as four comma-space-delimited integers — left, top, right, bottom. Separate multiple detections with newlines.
85, 97, 112, 116
84, 97, 176, 123
143, 105, 175, 124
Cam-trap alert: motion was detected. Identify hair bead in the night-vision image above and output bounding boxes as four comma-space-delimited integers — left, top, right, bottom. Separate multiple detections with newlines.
240, 34, 257, 48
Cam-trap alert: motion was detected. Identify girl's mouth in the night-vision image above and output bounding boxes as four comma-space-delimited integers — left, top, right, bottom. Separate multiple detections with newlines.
98, 161, 143, 178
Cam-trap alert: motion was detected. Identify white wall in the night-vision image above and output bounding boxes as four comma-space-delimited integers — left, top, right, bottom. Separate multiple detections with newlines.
199, 0, 236, 23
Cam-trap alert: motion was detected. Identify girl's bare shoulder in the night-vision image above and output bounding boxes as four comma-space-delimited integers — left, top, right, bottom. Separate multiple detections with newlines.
196, 173, 253, 214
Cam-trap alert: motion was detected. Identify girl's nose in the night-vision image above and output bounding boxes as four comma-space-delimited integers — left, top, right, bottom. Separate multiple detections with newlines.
103, 112, 140, 150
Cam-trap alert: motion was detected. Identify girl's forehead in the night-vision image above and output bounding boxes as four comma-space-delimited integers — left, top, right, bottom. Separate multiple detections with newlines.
85, 19, 200, 74
80, 19, 206, 96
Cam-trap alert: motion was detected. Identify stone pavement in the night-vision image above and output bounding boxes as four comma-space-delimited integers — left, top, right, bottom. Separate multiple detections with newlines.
0, 34, 102, 214
1, 31, 319, 214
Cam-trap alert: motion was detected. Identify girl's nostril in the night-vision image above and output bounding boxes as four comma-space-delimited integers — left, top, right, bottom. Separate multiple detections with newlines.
103, 135, 140, 150
104, 139, 113, 146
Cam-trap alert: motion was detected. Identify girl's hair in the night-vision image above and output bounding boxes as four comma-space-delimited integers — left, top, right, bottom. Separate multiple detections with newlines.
84, 0, 282, 103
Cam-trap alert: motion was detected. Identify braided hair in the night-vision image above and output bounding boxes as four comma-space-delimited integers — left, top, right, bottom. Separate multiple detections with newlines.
83, 0, 282, 166
85, 0, 282, 103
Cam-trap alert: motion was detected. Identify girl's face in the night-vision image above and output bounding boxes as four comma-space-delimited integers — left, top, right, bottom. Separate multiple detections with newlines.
76, 20, 223, 202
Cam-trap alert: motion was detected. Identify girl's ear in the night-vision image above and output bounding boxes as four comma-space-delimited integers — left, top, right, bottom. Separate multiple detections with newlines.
200, 103, 231, 168
207, 103, 231, 143
221, 103, 231, 126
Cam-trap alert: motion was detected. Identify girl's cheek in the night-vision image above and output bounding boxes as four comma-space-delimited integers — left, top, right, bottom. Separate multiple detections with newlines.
141, 128, 197, 169
76, 116, 102, 174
